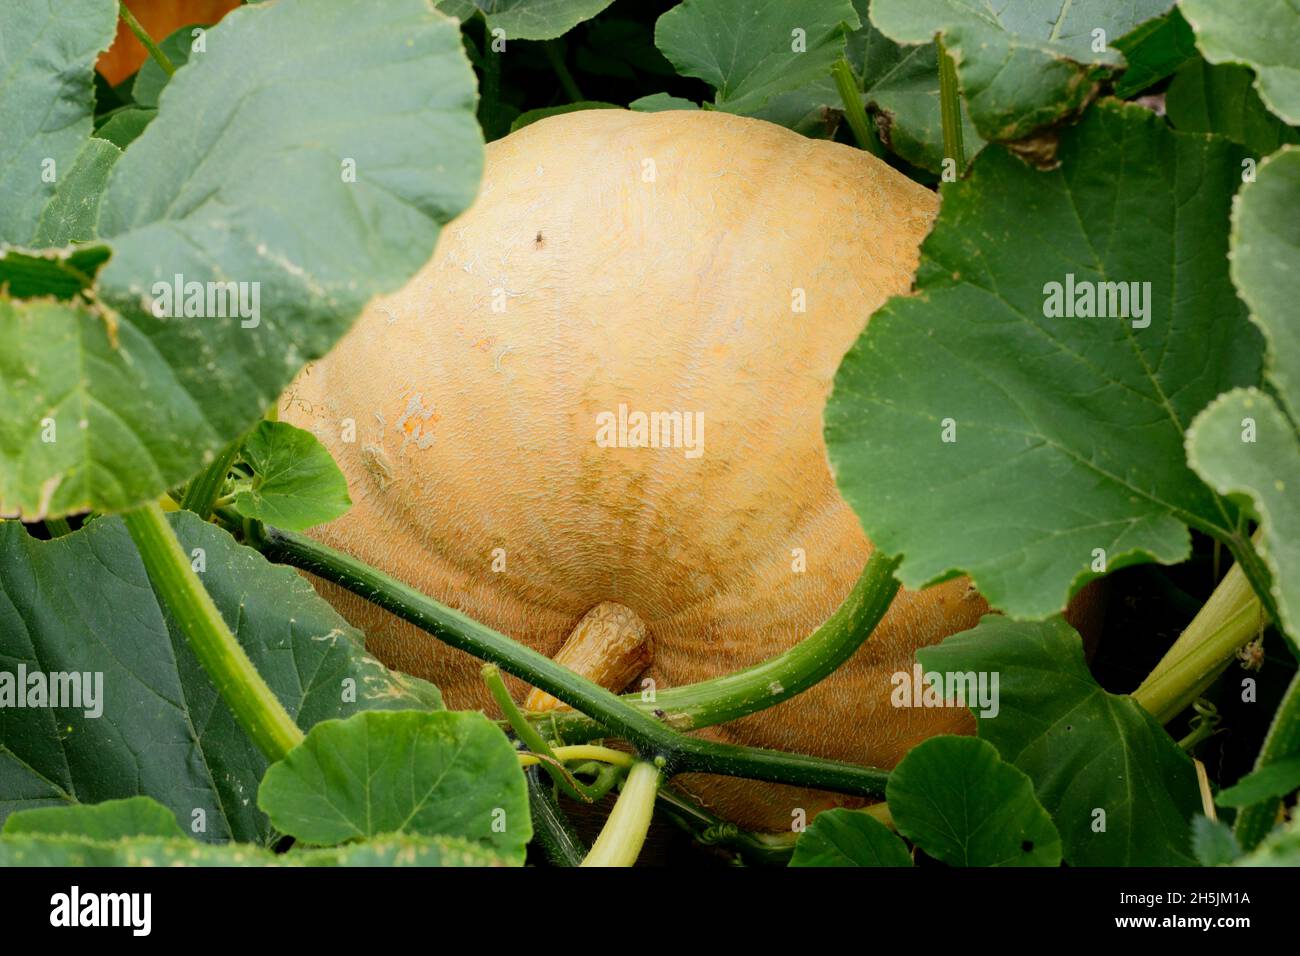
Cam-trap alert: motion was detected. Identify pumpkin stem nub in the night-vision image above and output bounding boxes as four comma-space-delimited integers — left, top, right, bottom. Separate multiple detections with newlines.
526, 602, 651, 712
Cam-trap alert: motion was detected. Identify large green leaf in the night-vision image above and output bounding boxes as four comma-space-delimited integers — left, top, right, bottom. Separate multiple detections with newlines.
0, 0, 117, 245
870, 0, 1174, 142
825, 101, 1259, 618
0, 0, 483, 521
0, 512, 441, 842
1179, 0, 1300, 124
1185, 147, 1300, 642
258, 710, 530, 863
3, 796, 184, 840
918, 616, 1201, 865
1229, 146, 1300, 423
229, 421, 351, 531
789, 808, 913, 866
655, 0, 860, 129
1166, 60, 1299, 156
887, 736, 1061, 867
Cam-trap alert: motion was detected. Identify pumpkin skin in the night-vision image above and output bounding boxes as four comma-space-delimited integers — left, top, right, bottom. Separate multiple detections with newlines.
282, 110, 1094, 831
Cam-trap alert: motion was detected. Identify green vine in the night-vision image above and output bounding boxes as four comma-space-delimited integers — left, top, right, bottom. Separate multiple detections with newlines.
124, 502, 303, 762
252, 522, 891, 796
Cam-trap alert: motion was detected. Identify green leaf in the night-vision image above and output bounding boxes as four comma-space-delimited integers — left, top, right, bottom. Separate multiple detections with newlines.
230, 421, 351, 531
918, 616, 1201, 865
1229, 146, 1300, 423
446, 0, 617, 41
0, 247, 109, 301
0, 512, 441, 842
434, 0, 481, 21
655, 0, 860, 124
94, 107, 157, 150
576, 18, 678, 79
0, 0, 483, 521
1215, 756, 1300, 808
1167, 60, 1299, 156
870, 0, 1174, 142
1179, 0, 1300, 124
1191, 815, 1242, 866
1, 290, 201, 515
789, 808, 913, 866
1234, 814, 1300, 867
1185, 147, 1300, 641
132, 24, 205, 108
1186, 390, 1300, 643
3, 796, 184, 840
303, 833, 507, 866
849, 0, 983, 173
628, 93, 700, 112
31, 139, 121, 248
0, 834, 279, 867
1110, 5, 1198, 97
825, 101, 1259, 618
0, 0, 117, 245
258, 710, 530, 862
886, 736, 1061, 867
511, 101, 623, 133
0, 831, 504, 866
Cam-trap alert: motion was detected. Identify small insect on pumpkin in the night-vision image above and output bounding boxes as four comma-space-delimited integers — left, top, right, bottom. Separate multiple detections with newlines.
283, 110, 1102, 831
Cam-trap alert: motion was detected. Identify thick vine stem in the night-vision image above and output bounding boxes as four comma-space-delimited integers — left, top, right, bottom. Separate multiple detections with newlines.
936, 38, 964, 176
124, 503, 303, 762
256, 524, 891, 796
1132, 556, 1267, 723
1233, 671, 1300, 850
582, 761, 661, 867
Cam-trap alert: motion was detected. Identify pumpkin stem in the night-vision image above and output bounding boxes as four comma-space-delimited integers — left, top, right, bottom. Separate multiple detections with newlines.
526, 602, 651, 712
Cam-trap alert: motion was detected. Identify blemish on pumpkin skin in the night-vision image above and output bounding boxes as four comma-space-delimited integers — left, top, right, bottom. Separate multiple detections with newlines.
361, 444, 394, 489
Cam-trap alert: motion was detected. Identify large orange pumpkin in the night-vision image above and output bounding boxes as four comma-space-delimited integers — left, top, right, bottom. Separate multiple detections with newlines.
282, 110, 1102, 831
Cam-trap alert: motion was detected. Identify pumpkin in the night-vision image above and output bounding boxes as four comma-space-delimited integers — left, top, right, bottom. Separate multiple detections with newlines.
96, 0, 240, 86
282, 110, 1101, 832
